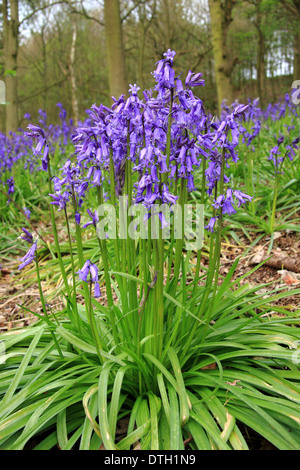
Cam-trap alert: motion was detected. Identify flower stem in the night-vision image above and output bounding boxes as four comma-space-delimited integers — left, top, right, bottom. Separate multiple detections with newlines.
191, 152, 207, 306
270, 171, 280, 234
97, 186, 119, 350
47, 158, 71, 298
89, 279, 104, 363
35, 257, 64, 359
181, 148, 225, 358
64, 207, 81, 332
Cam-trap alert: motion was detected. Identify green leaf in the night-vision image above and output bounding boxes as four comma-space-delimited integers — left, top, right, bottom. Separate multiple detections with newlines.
167, 384, 184, 450
0, 327, 44, 413
167, 347, 190, 425
109, 366, 130, 441
4, 69, 16, 77
148, 392, 161, 450
57, 409, 68, 449
98, 363, 117, 450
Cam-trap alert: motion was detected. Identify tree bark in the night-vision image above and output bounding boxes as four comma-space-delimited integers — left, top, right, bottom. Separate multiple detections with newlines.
255, 0, 266, 107
3, 0, 19, 135
41, 23, 48, 111
278, 0, 300, 80
208, 0, 235, 113
104, 0, 128, 100
138, 1, 156, 91
70, 19, 79, 126
294, 25, 300, 80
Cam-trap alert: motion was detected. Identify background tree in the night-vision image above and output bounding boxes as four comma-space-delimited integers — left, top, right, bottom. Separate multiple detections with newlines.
279, 0, 300, 80
104, 0, 128, 99
3, 0, 19, 134
0, 0, 296, 132
208, 0, 237, 111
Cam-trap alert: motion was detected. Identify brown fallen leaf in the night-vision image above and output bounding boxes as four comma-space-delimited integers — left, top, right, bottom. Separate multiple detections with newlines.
201, 363, 217, 370
282, 275, 300, 286
226, 380, 242, 387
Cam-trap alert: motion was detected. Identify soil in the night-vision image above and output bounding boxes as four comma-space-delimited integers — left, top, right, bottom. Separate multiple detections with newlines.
1, 229, 299, 329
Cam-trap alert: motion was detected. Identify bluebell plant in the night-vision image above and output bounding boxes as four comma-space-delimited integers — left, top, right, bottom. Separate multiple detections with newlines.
1, 51, 300, 452
23, 50, 255, 366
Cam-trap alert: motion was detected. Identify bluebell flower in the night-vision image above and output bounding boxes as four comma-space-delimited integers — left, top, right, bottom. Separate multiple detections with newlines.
6, 177, 14, 194
213, 195, 225, 210
24, 124, 49, 171
233, 190, 252, 207
57, 102, 67, 121
23, 207, 31, 219
83, 209, 99, 229
18, 241, 37, 270
75, 212, 81, 225
205, 216, 218, 233
153, 49, 176, 98
49, 191, 70, 211
185, 71, 205, 88
77, 260, 101, 298
20, 227, 33, 244
222, 197, 237, 215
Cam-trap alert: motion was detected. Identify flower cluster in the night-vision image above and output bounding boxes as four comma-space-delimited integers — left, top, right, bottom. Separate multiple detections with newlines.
43, 50, 254, 235
0, 105, 75, 206
268, 135, 300, 169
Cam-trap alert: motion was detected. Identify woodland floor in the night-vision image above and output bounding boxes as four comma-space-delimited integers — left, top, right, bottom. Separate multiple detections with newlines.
1, 227, 300, 331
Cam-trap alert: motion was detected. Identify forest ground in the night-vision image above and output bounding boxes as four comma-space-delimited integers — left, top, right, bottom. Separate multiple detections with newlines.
1, 223, 299, 331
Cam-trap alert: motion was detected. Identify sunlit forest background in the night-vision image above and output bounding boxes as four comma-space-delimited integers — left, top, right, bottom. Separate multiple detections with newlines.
0, 0, 299, 133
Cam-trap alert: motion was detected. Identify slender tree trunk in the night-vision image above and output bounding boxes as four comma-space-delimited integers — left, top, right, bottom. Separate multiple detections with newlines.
138, 25, 146, 91
138, 1, 156, 91
208, 0, 235, 113
255, 0, 266, 107
70, 19, 79, 126
3, 0, 19, 135
294, 27, 300, 80
164, 0, 171, 48
41, 24, 47, 111
104, 0, 128, 100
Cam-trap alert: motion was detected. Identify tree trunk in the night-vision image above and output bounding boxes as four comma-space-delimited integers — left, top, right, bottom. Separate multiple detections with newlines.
104, 0, 128, 100
294, 27, 300, 81
70, 19, 79, 126
138, 1, 156, 91
163, 0, 172, 48
138, 24, 146, 91
3, 0, 19, 135
41, 24, 48, 112
256, 0, 266, 107
208, 0, 235, 113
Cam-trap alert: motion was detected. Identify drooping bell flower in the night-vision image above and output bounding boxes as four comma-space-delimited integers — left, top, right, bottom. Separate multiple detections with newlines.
18, 241, 38, 270
20, 227, 34, 244
23, 207, 31, 219
205, 216, 218, 233
82, 209, 99, 229
233, 189, 253, 207
6, 177, 14, 195
75, 212, 81, 225
24, 123, 49, 171
77, 259, 101, 298
185, 71, 205, 89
